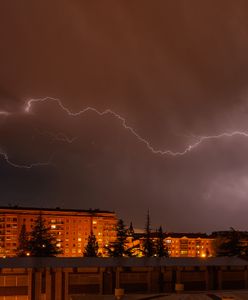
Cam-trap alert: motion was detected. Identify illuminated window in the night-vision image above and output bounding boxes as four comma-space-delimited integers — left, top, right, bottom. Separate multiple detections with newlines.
51, 225, 56, 229
78, 238, 81, 241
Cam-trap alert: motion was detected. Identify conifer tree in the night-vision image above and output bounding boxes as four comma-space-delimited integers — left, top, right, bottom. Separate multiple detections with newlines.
127, 222, 134, 237
143, 211, 155, 257
155, 226, 169, 257
29, 214, 61, 257
217, 227, 246, 256
84, 231, 99, 257
16, 223, 30, 257
106, 219, 131, 257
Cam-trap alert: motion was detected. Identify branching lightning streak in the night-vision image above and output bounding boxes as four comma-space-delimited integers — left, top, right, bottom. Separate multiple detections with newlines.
25, 97, 248, 156
39, 131, 77, 144
0, 150, 51, 169
0, 96, 248, 169
49, 132, 77, 143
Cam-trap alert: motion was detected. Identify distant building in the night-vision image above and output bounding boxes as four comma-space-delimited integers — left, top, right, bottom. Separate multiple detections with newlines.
164, 233, 215, 257
0, 206, 117, 257
127, 232, 215, 257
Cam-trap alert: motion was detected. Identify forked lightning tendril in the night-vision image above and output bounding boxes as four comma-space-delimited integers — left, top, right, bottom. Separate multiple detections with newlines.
0, 150, 50, 169
0, 96, 248, 168
25, 97, 248, 156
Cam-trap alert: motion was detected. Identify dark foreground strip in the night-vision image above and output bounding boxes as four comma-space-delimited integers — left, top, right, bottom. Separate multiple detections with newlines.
139, 295, 168, 300
207, 294, 222, 300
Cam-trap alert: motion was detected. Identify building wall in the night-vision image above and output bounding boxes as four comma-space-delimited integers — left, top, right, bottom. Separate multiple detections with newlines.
0, 257, 248, 298
130, 235, 215, 258
165, 236, 215, 258
0, 208, 117, 258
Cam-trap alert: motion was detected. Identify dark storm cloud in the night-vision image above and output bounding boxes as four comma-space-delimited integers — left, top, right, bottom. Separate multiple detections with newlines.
1, 1, 248, 231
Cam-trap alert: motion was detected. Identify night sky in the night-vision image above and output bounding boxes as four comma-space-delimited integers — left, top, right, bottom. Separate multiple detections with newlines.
1, 1, 248, 232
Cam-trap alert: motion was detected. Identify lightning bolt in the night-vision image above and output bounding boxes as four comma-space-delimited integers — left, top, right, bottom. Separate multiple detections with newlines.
25, 97, 248, 156
0, 149, 51, 169
38, 131, 77, 144
1, 96, 248, 169
0, 107, 52, 168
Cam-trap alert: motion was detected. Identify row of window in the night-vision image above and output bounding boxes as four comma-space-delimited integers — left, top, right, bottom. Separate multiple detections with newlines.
166, 239, 210, 244
0, 218, 17, 222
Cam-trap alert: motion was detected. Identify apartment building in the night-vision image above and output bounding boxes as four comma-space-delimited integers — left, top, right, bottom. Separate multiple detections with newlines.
131, 232, 215, 257
164, 233, 215, 257
0, 206, 117, 257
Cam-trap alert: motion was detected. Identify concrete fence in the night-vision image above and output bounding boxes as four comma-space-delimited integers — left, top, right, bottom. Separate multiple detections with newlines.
0, 257, 247, 299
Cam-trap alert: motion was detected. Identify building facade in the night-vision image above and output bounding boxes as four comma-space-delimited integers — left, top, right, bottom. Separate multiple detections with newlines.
129, 232, 215, 258
164, 233, 215, 257
1, 257, 248, 298
0, 206, 117, 258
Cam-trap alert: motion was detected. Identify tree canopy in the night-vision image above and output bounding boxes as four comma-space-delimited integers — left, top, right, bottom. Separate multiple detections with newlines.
217, 227, 247, 256
28, 214, 61, 257
16, 223, 30, 257
84, 231, 99, 257
143, 211, 155, 257
106, 219, 131, 257
155, 226, 169, 257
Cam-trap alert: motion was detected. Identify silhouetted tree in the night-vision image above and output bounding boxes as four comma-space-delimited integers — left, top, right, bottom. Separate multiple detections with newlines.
155, 226, 169, 257
106, 219, 131, 257
84, 231, 99, 257
29, 214, 61, 257
16, 223, 30, 257
217, 227, 246, 256
143, 211, 155, 257
127, 222, 135, 237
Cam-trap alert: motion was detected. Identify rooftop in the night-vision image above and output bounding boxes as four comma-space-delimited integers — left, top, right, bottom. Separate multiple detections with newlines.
0, 206, 115, 214
1, 257, 247, 268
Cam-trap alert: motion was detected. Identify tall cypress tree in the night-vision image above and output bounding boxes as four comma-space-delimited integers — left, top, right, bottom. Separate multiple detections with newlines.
84, 231, 99, 257
29, 214, 61, 257
143, 211, 155, 257
16, 223, 30, 257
